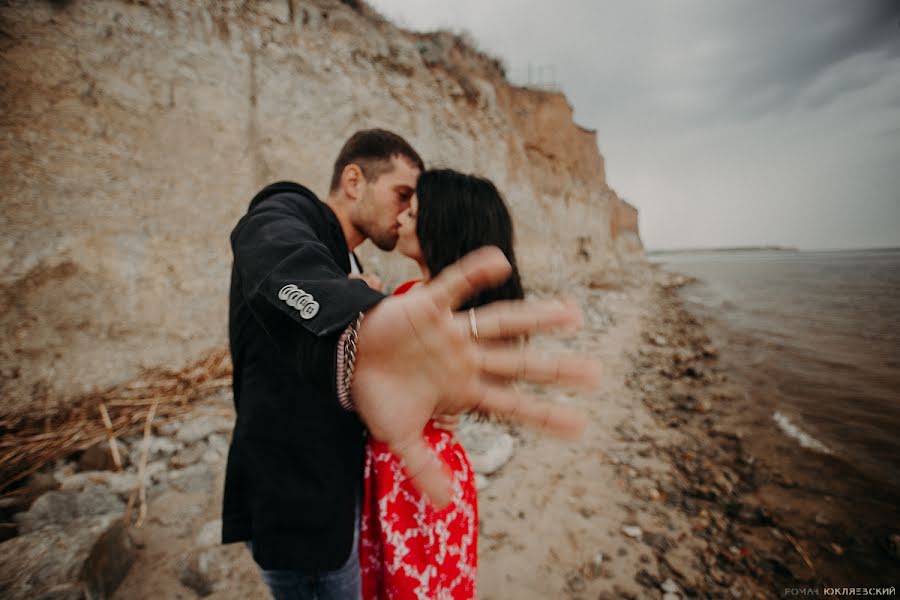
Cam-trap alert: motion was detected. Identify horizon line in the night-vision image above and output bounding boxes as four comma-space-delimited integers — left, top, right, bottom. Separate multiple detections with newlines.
646, 244, 900, 254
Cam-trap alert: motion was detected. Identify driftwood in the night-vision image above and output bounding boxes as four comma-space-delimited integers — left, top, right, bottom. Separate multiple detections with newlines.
123, 397, 160, 528
98, 403, 123, 471
0, 349, 232, 496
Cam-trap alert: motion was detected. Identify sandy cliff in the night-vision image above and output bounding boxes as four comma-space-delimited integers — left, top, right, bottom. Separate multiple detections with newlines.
0, 0, 642, 412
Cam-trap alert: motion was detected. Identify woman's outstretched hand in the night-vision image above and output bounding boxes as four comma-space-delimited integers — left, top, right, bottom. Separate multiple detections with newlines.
351, 246, 601, 507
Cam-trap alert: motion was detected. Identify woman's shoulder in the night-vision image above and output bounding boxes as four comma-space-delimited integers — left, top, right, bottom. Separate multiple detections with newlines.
392, 279, 422, 296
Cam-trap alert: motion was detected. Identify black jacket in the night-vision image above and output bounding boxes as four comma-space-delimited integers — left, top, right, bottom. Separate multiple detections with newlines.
222, 181, 384, 571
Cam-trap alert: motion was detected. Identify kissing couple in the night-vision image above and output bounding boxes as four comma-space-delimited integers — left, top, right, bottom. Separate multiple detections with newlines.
224, 129, 600, 599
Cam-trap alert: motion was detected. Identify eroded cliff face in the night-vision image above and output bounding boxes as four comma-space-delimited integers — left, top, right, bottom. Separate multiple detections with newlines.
0, 0, 641, 412
611, 197, 644, 257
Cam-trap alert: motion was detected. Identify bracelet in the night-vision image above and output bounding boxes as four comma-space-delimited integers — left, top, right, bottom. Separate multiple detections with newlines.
336, 312, 364, 411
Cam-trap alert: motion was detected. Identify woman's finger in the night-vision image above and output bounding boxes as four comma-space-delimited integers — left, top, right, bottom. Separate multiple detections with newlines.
433, 414, 460, 432
426, 246, 512, 310
389, 434, 453, 508
466, 382, 587, 441
476, 346, 601, 389
458, 298, 583, 341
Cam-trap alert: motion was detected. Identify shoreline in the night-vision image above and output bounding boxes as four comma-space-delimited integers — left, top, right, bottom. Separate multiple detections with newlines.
634, 269, 900, 593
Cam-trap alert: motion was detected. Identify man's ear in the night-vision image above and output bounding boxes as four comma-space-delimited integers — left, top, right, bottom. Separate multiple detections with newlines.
341, 164, 365, 201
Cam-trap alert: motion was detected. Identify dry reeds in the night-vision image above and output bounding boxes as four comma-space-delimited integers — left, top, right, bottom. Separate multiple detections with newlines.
0, 348, 232, 497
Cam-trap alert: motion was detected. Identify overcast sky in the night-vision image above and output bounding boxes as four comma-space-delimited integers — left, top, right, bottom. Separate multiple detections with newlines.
368, 0, 900, 250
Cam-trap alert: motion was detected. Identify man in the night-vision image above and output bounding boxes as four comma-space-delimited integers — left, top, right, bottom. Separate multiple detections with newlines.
224, 129, 597, 599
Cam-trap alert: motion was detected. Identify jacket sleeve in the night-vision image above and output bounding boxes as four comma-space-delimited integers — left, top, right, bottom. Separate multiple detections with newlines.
231, 197, 384, 389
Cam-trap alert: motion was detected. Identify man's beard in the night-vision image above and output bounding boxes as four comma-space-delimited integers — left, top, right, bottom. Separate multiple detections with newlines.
368, 229, 399, 251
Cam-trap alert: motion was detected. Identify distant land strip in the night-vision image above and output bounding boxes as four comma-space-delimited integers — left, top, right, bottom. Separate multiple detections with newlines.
647, 246, 799, 255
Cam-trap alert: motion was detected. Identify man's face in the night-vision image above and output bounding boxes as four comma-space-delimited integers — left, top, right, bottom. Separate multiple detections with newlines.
351, 156, 420, 251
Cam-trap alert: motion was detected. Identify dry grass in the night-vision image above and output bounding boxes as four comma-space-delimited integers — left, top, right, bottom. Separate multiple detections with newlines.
0, 349, 232, 497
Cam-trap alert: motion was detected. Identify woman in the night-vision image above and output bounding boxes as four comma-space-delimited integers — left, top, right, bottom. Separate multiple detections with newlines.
359, 169, 524, 599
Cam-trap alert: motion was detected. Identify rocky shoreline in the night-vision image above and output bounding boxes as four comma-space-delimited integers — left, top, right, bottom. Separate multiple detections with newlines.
0, 406, 239, 598
626, 274, 900, 597
1, 266, 897, 599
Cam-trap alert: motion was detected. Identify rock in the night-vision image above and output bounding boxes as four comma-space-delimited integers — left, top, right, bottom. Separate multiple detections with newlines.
60, 469, 145, 501
0, 515, 135, 599
169, 464, 214, 494
701, 344, 718, 357
32, 583, 85, 600
28, 472, 62, 497
672, 394, 697, 411
652, 335, 668, 347
209, 388, 231, 405
14, 487, 124, 534
614, 422, 641, 442
148, 502, 202, 530
53, 463, 76, 483
663, 594, 680, 600
174, 416, 232, 444
711, 471, 734, 496
474, 474, 489, 490
202, 449, 223, 464
456, 422, 514, 476
662, 551, 693, 579
206, 433, 229, 457
195, 519, 222, 548
661, 578, 681, 593
129, 528, 147, 550
128, 436, 182, 467
682, 366, 704, 379
76, 443, 120, 472
145, 460, 169, 485
179, 548, 229, 597
612, 584, 638, 600
170, 442, 208, 469
644, 532, 672, 552
635, 568, 659, 588
2, 472, 61, 515
564, 573, 586, 593
622, 525, 642, 539
203, 434, 229, 464
673, 349, 694, 364
155, 421, 180, 437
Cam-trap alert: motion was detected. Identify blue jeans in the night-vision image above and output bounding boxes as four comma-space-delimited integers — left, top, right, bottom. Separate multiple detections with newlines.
259, 542, 360, 600
253, 502, 361, 600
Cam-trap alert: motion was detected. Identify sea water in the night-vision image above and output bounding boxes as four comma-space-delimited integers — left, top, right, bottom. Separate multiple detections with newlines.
653, 248, 900, 493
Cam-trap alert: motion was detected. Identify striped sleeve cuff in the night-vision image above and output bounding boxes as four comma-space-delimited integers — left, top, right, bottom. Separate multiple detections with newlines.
335, 322, 354, 412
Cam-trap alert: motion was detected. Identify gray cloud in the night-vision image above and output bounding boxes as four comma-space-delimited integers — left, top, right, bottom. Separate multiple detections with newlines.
687, 1, 900, 119
368, 0, 900, 249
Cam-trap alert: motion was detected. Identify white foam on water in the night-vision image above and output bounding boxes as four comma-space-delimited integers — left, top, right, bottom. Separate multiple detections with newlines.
772, 411, 833, 454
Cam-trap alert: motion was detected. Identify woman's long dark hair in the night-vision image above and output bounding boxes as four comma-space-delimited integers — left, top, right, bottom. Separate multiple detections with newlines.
416, 169, 524, 309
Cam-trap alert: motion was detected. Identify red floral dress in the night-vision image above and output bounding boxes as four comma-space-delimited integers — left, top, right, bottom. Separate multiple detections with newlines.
359, 280, 478, 600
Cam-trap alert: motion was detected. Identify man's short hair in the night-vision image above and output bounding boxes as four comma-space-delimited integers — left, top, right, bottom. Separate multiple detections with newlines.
329, 129, 425, 192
